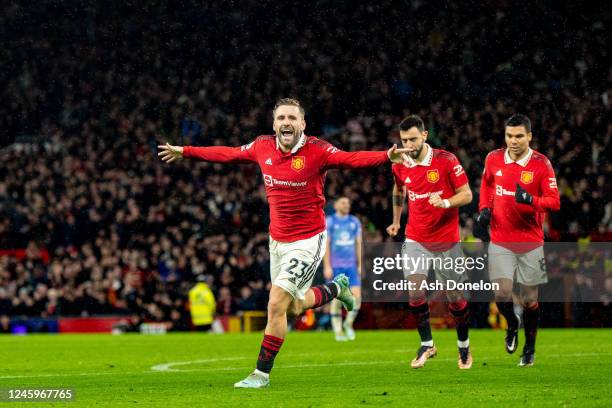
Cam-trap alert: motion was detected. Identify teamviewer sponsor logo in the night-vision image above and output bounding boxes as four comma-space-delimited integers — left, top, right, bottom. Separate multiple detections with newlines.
407, 190, 443, 201
263, 174, 307, 188
495, 185, 516, 196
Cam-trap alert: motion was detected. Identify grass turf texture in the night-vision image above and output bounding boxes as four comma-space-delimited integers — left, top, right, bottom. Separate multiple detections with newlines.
1, 329, 610, 407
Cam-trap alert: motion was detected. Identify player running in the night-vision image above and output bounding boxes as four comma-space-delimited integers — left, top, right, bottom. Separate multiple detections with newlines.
386, 115, 474, 370
158, 98, 409, 388
474, 114, 560, 367
323, 197, 362, 341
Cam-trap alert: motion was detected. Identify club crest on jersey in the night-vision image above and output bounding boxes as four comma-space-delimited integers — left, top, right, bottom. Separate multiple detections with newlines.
426, 169, 439, 183
520, 171, 534, 184
291, 156, 305, 172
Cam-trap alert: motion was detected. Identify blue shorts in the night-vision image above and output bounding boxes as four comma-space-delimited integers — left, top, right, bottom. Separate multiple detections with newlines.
333, 267, 361, 287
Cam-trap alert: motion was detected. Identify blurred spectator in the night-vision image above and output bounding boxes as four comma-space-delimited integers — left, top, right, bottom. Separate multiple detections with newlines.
168, 309, 190, 332
0, 315, 10, 333
236, 287, 258, 312
216, 287, 236, 316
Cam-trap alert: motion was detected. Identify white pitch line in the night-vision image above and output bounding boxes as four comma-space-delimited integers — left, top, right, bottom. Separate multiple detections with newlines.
151, 357, 251, 372
0, 360, 406, 379
0, 352, 610, 380
150, 351, 612, 373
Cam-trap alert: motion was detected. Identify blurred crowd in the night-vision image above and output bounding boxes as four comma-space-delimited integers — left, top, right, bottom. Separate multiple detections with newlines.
0, 1, 610, 326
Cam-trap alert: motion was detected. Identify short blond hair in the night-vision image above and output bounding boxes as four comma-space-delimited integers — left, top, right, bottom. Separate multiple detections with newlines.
273, 98, 305, 118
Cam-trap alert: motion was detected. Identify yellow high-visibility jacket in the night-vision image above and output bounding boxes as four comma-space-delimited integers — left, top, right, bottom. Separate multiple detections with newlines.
189, 283, 216, 326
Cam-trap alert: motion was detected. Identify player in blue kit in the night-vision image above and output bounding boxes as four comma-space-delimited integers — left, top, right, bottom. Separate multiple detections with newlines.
323, 197, 363, 341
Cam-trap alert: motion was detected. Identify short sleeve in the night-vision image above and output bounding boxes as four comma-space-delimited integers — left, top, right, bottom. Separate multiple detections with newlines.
392, 164, 405, 190
447, 154, 469, 189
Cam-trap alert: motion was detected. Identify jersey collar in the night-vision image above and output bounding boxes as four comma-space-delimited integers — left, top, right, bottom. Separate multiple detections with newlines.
404, 143, 433, 167
276, 132, 307, 154
504, 147, 533, 167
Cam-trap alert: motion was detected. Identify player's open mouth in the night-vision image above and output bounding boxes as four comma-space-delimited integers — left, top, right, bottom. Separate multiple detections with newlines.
280, 128, 295, 138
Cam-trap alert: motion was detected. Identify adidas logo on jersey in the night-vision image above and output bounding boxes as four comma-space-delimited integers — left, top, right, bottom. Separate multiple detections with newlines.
495, 170, 503, 176
404, 176, 411, 183
265, 158, 272, 165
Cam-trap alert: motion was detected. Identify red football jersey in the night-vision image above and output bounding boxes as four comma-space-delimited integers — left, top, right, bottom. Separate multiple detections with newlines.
479, 148, 560, 251
183, 134, 389, 242
392, 145, 469, 251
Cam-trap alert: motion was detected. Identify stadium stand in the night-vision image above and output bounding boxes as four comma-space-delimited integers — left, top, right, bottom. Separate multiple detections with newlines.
0, 1, 609, 327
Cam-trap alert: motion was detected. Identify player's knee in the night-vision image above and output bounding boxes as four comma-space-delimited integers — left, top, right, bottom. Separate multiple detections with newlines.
267, 297, 289, 318
446, 290, 464, 303
520, 285, 538, 307
494, 288, 513, 302
522, 296, 538, 309
409, 290, 427, 303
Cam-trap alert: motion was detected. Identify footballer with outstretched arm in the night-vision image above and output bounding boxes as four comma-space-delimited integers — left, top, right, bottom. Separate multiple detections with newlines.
158, 98, 409, 388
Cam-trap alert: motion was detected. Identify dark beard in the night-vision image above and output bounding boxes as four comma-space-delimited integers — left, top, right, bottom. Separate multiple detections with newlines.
409, 143, 424, 159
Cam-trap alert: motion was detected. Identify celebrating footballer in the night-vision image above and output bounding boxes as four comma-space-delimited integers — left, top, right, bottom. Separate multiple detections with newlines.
159, 98, 409, 388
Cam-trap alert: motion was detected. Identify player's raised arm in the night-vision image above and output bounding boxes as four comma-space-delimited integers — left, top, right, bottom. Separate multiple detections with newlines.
322, 143, 409, 169
157, 141, 257, 164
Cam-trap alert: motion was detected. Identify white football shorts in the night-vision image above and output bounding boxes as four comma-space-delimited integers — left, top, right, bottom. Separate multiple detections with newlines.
401, 239, 467, 283
488, 243, 547, 285
269, 230, 327, 300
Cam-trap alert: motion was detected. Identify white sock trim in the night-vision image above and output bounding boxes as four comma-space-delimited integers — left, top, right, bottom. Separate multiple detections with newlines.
254, 369, 269, 379
421, 340, 434, 347
457, 339, 470, 348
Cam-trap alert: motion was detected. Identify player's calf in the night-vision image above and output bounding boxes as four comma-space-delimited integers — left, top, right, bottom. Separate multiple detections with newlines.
329, 299, 345, 340
497, 300, 520, 354
495, 283, 520, 354
307, 278, 342, 309
409, 297, 436, 368
235, 286, 291, 388
410, 297, 433, 345
235, 333, 284, 388
522, 301, 539, 354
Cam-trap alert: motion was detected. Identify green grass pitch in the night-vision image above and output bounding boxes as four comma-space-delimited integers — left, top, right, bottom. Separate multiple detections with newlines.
1, 329, 611, 407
